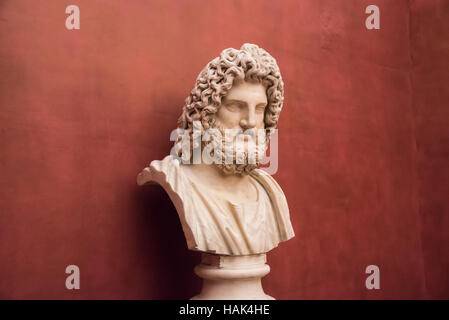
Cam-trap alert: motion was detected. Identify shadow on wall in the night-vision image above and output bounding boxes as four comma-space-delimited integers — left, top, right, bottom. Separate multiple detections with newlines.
133, 184, 201, 299
128, 90, 201, 299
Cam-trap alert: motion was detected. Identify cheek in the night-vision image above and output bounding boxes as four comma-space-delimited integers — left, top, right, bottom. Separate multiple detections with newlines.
256, 114, 265, 128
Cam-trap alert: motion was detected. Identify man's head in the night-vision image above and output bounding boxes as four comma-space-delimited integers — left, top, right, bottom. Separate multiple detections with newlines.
176, 43, 284, 174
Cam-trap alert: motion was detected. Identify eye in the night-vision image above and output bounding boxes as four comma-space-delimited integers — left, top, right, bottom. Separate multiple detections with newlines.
256, 105, 266, 113
224, 101, 244, 112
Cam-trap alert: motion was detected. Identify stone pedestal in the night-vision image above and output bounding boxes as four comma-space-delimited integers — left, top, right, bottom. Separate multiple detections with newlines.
191, 253, 274, 300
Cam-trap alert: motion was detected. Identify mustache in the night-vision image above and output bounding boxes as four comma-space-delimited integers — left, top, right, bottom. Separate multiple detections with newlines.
236, 129, 257, 139
214, 125, 262, 143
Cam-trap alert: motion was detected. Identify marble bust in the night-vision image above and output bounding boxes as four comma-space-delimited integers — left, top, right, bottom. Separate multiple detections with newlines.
137, 44, 294, 299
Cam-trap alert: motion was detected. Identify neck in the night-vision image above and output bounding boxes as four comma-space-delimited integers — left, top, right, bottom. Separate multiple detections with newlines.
184, 162, 249, 188
180, 161, 259, 202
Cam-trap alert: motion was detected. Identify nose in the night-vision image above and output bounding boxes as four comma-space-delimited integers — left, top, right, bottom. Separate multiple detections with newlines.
239, 107, 256, 129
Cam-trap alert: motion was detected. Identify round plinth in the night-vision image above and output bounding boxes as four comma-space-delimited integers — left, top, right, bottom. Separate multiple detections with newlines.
191, 253, 274, 300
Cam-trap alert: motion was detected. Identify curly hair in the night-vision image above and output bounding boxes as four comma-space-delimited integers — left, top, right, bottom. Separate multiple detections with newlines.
176, 43, 284, 139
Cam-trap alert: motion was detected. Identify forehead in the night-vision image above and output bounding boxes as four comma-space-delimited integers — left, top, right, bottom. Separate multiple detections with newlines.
224, 80, 267, 103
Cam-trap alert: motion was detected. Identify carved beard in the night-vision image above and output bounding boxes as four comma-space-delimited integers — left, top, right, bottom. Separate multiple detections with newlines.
203, 120, 268, 176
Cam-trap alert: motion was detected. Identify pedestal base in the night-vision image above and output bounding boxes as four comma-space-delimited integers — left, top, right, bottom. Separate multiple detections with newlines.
191, 253, 274, 300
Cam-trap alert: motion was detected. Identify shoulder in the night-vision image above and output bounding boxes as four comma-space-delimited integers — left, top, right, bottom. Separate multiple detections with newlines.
137, 155, 184, 186
149, 155, 181, 174
250, 168, 286, 197
250, 168, 295, 240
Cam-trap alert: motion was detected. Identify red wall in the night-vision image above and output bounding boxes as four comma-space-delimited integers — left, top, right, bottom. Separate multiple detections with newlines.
0, 0, 448, 299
